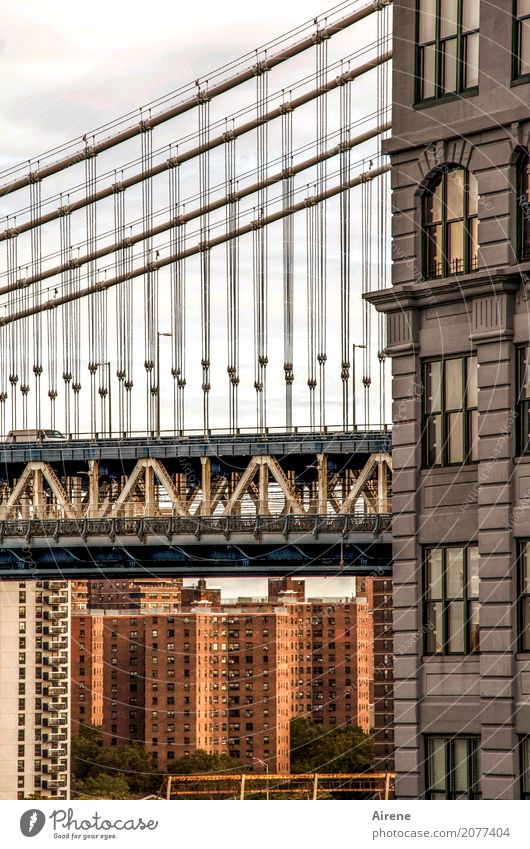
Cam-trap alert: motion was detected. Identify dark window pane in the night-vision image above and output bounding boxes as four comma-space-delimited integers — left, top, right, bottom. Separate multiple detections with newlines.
445, 359, 463, 410
464, 32, 479, 87
425, 361, 442, 412
422, 44, 437, 98
468, 546, 479, 599
462, 0, 480, 32
446, 169, 465, 220
429, 739, 447, 792
469, 409, 478, 460
447, 411, 464, 463
426, 602, 443, 652
427, 414, 443, 465
521, 597, 530, 651
427, 182, 443, 224
442, 37, 458, 92
448, 601, 465, 652
469, 601, 480, 653
448, 222, 464, 273
466, 356, 478, 408
419, 0, 437, 43
427, 549, 443, 599
520, 347, 530, 400
440, 0, 458, 38
467, 172, 479, 216
523, 546, 530, 594
447, 548, 464, 598
520, 0, 530, 16
452, 739, 471, 793
520, 20, 530, 76
469, 216, 479, 269
426, 225, 443, 277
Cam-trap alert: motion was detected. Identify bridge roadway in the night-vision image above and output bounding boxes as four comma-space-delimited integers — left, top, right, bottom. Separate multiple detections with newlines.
0, 430, 392, 578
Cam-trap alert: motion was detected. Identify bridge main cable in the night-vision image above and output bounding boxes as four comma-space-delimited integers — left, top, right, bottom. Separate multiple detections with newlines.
0, 162, 390, 327
0, 0, 391, 199
0, 50, 391, 245
1, 121, 391, 297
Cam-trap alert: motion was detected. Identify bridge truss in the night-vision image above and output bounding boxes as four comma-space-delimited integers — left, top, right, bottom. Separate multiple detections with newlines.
0, 432, 391, 577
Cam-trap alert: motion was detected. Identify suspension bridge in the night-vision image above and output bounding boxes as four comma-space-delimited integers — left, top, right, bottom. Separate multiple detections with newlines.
0, 0, 393, 579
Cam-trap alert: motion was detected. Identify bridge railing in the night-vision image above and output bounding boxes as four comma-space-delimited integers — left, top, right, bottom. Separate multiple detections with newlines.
0, 512, 392, 542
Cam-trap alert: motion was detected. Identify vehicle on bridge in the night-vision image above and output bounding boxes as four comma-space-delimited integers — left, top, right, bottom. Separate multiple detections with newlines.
6, 429, 65, 443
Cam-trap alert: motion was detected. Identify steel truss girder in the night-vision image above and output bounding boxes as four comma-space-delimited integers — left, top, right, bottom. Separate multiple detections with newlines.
0, 452, 392, 522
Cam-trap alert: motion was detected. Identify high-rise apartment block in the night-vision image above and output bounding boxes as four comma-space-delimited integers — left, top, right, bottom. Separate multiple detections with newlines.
71, 613, 103, 735
369, 0, 530, 799
71, 582, 373, 773
0, 580, 70, 800
72, 578, 183, 612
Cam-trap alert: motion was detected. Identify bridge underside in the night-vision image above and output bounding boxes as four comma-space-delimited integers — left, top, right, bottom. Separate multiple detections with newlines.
0, 534, 391, 579
0, 432, 392, 577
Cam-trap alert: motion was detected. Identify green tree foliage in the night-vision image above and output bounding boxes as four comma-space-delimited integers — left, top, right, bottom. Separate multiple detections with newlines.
76, 774, 131, 800
71, 725, 160, 798
290, 718, 374, 774
168, 749, 245, 775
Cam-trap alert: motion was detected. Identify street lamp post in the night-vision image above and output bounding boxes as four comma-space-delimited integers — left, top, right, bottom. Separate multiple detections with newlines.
156, 332, 172, 438
352, 343, 367, 431
252, 757, 269, 800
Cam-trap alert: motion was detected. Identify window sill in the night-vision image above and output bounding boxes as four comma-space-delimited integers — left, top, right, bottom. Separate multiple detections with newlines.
511, 75, 530, 88
422, 653, 480, 661
420, 462, 478, 473
414, 87, 479, 110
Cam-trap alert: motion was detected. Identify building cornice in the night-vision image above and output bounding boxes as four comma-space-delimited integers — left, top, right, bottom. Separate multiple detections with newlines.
365, 270, 522, 314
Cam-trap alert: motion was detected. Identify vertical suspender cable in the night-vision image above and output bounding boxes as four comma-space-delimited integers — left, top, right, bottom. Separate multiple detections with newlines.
253, 59, 269, 433
60, 198, 73, 436
169, 156, 186, 434
114, 175, 126, 436
315, 24, 328, 432
30, 177, 43, 435
281, 97, 294, 431
86, 144, 98, 437
225, 123, 240, 434
7, 223, 18, 430
361, 161, 372, 428
198, 88, 211, 435
339, 71, 352, 431
377, 1, 390, 426
141, 116, 157, 435
306, 194, 316, 431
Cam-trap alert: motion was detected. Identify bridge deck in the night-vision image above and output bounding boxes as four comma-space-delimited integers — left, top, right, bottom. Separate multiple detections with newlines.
0, 430, 391, 464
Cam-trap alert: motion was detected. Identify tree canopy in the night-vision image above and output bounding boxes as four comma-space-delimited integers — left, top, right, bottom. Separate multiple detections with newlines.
168, 749, 245, 775
290, 718, 374, 774
71, 725, 160, 798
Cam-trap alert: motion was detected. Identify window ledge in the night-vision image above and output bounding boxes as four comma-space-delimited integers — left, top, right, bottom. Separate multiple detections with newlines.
511, 75, 530, 88
414, 87, 479, 110
420, 463, 478, 474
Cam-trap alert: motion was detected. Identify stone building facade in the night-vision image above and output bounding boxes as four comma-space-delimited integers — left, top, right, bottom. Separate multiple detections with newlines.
369, 0, 530, 799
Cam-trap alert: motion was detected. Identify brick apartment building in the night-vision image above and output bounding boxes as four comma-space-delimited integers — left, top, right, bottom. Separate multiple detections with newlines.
71, 613, 104, 735
72, 578, 183, 611
71, 578, 374, 773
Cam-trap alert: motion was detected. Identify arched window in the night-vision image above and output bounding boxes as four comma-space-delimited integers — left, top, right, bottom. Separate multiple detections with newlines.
423, 167, 478, 279
517, 149, 530, 262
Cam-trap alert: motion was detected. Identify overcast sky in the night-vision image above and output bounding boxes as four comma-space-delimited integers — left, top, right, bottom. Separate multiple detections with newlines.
0, 0, 351, 165
0, 0, 372, 598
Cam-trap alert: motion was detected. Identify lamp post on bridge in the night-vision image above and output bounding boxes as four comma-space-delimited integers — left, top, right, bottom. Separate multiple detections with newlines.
352, 343, 366, 431
156, 332, 172, 438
